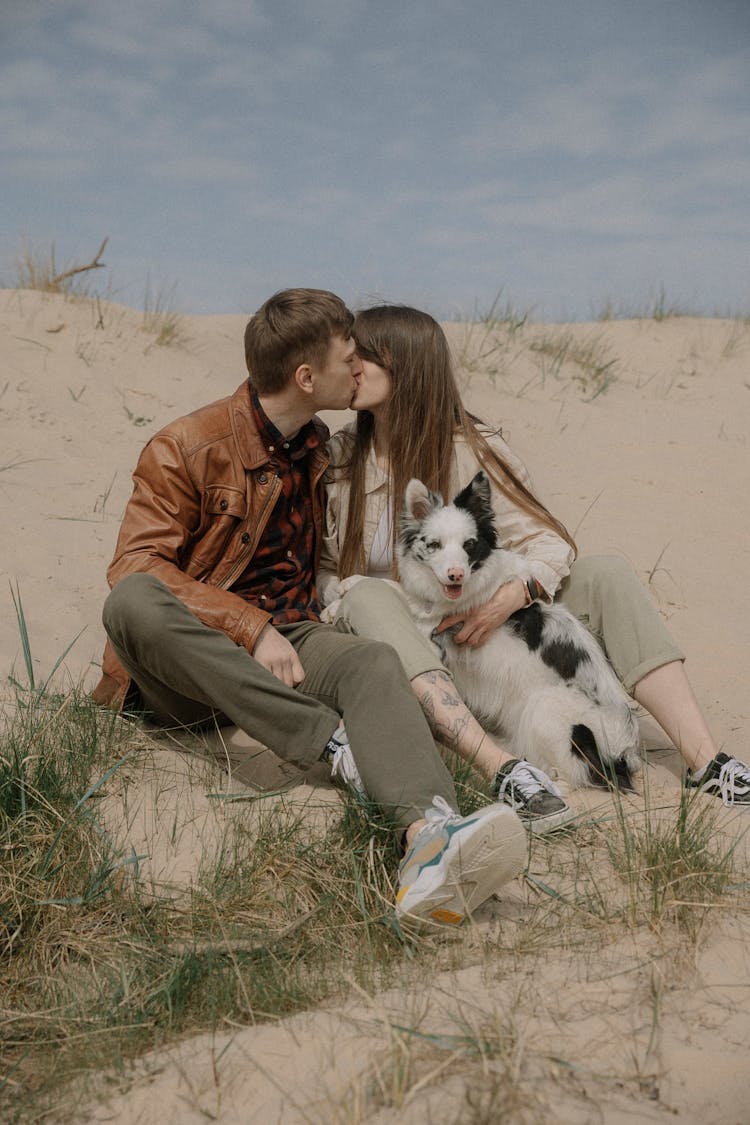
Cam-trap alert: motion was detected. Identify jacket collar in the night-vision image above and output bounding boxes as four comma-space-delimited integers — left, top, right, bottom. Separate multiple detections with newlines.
229, 381, 329, 471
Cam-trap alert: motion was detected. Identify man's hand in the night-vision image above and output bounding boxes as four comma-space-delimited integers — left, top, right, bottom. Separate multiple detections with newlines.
436, 578, 527, 648
253, 623, 305, 687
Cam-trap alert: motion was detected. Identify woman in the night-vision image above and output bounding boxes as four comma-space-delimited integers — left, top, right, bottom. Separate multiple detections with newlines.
319, 305, 750, 813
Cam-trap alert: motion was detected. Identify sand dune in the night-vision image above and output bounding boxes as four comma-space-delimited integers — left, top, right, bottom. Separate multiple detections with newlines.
2, 289, 748, 1123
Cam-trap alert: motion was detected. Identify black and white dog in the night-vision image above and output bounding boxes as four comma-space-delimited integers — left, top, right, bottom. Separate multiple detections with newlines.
397, 472, 641, 790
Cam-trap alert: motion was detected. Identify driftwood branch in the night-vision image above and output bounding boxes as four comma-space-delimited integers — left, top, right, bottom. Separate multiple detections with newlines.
51, 237, 108, 287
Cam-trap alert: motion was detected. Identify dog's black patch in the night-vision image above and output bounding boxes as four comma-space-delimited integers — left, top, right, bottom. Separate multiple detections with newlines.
506, 603, 544, 650
608, 755, 635, 790
570, 724, 608, 788
542, 638, 589, 681
398, 523, 422, 551
462, 529, 494, 570
430, 623, 462, 658
453, 472, 498, 552
571, 723, 634, 790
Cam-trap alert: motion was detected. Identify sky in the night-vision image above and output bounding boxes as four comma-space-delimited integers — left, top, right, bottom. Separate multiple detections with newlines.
2, 0, 749, 322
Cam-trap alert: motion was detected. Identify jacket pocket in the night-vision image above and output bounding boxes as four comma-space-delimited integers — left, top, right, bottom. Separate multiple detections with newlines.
183, 486, 248, 578
203, 486, 247, 521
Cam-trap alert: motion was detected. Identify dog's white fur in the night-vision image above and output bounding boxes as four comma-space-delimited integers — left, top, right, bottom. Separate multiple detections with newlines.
397, 473, 641, 789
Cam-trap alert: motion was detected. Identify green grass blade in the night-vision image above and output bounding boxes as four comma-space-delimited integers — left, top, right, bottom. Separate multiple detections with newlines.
9, 581, 35, 689
41, 627, 87, 693
39, 754, 131, 876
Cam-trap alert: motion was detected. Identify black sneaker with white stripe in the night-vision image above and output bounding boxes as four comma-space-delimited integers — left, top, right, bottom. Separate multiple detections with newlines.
493, 758, 575, 835
685, 752, 750, 806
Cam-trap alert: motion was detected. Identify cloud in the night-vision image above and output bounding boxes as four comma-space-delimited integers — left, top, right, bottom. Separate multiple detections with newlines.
66, 0, 264, 61
1, 1, 748, 320
461, 45, 750, 163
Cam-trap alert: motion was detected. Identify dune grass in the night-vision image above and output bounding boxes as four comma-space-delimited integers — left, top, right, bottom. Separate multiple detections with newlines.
0, 665, 426, 1120
11, 236, 185, 350
13, 238, 109, 299
605, 777, 739, 939
595, 287, 701, 322
452, 291, 534, 390
1, 623, 745, 1121
14, 240, 61, 293
452, 294, 620, 401
528, 329, 618, 399
142, 277, 185, 349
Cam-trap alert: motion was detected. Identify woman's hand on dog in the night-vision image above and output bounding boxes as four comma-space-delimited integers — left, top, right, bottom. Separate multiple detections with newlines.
436, 579, 527, 647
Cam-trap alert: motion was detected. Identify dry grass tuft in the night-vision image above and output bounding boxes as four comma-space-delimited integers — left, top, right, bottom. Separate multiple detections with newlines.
142, 278, 186, 348
14, 238, 108, 298
453, 291, 533, 384
1, 632, 744, 1121
528, 330, 618, 399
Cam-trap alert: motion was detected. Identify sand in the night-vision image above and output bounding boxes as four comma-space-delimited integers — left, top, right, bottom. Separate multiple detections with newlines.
1, 288, 748, 1123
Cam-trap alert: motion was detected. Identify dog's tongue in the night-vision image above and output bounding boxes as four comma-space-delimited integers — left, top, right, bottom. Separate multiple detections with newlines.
442, 583, 463, 600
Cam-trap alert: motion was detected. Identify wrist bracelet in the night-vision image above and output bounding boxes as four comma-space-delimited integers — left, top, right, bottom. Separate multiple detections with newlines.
523, 577, 542, 605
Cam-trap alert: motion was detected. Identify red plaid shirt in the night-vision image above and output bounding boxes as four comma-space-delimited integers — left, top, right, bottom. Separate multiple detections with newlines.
230, 394, 322, 624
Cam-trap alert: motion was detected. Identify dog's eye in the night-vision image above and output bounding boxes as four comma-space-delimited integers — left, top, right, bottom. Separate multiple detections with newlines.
463, 538, 477, 553
425, 539, 440, 553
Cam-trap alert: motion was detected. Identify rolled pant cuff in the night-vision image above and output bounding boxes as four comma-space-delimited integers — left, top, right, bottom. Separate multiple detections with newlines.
623, 651, 685, 695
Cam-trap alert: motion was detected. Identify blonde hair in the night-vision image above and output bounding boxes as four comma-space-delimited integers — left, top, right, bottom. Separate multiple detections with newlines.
335, 305, 576, 578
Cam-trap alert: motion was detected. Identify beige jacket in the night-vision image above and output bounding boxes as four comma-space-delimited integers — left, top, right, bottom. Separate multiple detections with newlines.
318, 422, 574, 613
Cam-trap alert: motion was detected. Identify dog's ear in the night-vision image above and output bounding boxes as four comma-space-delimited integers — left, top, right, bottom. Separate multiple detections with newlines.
403, 478, 442, 523
453, 472, 497, 546
454, 472, 494, 524
399, 479, 442, 551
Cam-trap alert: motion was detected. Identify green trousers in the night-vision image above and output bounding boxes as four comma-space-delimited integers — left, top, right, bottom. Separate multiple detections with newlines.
102, 573, 458, 831
556, 555, 683, 692
334, 555, 684, 694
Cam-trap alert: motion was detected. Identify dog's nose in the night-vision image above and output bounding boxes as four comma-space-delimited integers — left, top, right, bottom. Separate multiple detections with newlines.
447, 567, 464, 583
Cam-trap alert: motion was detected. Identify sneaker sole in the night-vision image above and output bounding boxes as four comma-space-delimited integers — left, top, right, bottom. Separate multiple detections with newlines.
396, 804, 527, 927
520, 802, 577, 836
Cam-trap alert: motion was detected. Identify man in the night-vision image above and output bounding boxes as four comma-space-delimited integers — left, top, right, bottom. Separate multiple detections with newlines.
93, 288, 527, 927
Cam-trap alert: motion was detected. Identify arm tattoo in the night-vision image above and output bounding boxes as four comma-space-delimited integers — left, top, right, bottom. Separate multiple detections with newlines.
414, 670, 470, 751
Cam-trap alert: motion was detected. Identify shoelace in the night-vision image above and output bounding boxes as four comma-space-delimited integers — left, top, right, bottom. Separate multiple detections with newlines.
422, 794, 460, 830
497, 762, 562, 802
716, 757, 750, 803
326, 729, 366, 795
400, 796, 459, 873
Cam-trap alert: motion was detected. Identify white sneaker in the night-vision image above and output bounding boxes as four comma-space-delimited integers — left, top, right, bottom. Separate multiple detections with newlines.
322, 726, 366, 797
396, 796, 527, 927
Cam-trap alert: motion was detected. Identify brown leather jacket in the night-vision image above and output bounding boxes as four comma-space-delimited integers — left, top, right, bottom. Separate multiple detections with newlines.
92, 381, 330, 708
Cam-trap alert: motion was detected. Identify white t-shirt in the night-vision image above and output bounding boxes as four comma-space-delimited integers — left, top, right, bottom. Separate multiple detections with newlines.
368, 502, 393, 575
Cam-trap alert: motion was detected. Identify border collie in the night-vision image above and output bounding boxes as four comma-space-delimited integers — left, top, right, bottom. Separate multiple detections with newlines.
397, 472, 641, 790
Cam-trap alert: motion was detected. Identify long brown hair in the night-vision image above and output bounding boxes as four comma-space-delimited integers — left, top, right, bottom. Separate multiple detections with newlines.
335, 305, 576, 578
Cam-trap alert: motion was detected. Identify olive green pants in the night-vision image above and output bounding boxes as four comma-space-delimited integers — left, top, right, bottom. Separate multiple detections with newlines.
102, 573, 457, 831
334, 555, 684, 694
